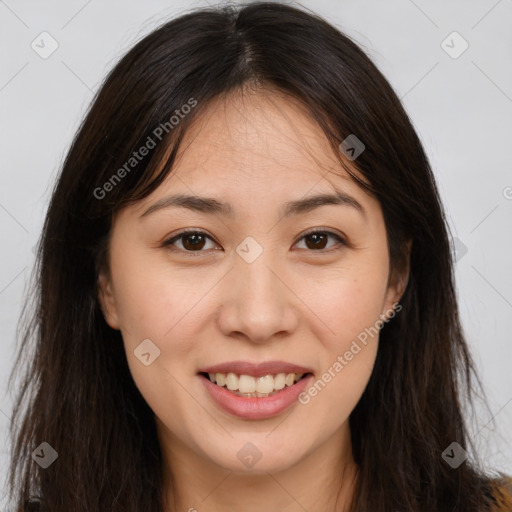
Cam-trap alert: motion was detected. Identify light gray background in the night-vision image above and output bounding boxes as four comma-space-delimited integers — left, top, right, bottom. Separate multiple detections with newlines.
1, 0, 511, 503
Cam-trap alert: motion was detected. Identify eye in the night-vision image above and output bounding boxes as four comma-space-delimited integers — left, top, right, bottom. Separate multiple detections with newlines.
163, 230, 219, 253
294, 229, 346, 252
163, 228, 346, 254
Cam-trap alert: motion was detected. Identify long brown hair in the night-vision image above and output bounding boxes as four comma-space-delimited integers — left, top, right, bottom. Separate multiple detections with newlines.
7, 2, 510, 510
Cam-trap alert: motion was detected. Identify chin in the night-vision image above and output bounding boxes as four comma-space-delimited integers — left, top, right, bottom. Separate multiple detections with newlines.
199, 436, 305, 475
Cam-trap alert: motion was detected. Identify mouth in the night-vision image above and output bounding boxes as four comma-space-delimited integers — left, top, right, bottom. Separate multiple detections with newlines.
197, 361, 314, 420
198, 371, 312, 398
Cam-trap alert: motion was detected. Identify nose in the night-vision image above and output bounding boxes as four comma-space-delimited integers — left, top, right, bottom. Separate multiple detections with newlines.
216, 252, 300, 344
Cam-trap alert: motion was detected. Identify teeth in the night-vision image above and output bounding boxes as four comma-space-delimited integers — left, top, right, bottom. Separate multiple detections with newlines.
274, 373, 286, 390
256, 375, 274, 394
226, 372, 238, 391
215, 373, 225, 387
205, 371, 306, 394
285, 373, 295, 387
239, 375, 256, 393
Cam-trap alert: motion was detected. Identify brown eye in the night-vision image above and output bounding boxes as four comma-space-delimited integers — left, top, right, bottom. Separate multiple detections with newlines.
164, 229, 345, 255
295, 231, 346, 251
304, 232, 328, 250
164, 231, 217, 252
181, 233, 206, 251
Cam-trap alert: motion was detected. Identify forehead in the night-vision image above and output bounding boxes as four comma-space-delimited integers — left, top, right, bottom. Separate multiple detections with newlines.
169, 87, 355, 188
128, 86, 376, 222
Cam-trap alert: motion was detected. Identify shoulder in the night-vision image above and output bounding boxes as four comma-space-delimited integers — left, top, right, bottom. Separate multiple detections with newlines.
487, 476, 512, 512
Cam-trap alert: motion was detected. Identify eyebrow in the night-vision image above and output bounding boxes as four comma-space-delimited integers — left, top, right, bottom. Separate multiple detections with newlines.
139, 190, 366, 220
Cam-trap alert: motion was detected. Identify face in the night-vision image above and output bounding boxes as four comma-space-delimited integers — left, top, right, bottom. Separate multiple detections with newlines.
98, 88, 408, 477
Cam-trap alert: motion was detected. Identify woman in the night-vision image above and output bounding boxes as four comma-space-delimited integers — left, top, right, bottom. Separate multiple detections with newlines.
7, 2, 511, 511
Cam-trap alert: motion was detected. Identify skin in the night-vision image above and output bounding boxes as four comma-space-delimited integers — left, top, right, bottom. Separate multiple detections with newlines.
98, 87, 410, 512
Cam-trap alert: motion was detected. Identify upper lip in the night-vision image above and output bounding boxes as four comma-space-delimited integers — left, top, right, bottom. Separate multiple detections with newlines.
198, 360, 314, 378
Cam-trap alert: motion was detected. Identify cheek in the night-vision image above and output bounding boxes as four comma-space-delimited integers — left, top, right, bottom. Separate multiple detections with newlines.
110, 244, 204, 342
316, 280, 382, 381
107, 246, 206, 407
112, 260, 203, 441
291, 259, 388, 417
295, 280, 382, 431
295, 258, 390, 351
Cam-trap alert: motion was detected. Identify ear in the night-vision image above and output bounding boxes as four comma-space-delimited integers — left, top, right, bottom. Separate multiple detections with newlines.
97, 270, 120, 330
382, 239, 412, 317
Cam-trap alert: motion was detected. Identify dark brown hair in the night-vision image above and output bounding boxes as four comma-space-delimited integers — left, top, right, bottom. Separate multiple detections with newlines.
7, 2, 511, 511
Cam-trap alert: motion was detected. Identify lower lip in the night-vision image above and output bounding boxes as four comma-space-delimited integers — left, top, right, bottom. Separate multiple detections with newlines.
199, 374, 314, 420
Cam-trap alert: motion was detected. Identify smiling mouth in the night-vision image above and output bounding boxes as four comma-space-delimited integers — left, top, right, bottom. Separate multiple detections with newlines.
199, 371, 313, 398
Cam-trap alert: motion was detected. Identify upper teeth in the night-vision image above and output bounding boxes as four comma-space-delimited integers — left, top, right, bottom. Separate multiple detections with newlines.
208, 372, 304, 394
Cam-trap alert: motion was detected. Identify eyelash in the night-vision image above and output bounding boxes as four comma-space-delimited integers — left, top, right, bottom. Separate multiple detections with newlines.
162, 228, 347, 255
